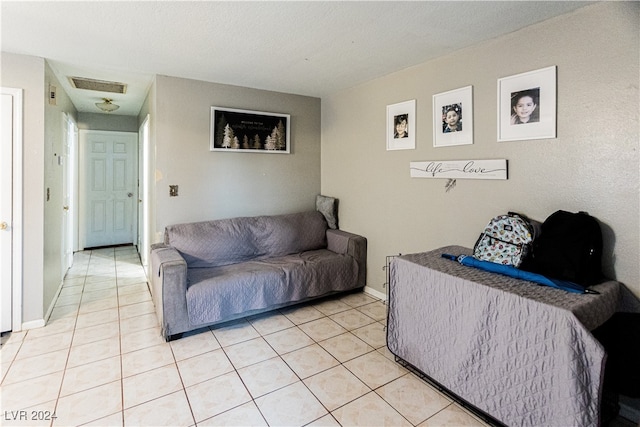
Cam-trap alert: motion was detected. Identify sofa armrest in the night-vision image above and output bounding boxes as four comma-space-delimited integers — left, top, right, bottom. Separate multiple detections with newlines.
150, 245, 190, 341
327, 229, 367, 288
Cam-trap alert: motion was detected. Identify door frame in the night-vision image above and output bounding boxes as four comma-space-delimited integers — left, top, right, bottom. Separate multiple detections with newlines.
138, 115, 150, 270
62, 113, 78, 271
1, 87, 23, 332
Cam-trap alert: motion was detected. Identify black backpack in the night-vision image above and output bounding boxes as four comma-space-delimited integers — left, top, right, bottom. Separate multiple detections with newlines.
521, 210, 603, 286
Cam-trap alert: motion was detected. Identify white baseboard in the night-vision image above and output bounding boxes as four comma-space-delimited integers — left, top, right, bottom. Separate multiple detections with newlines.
21, 319, 45, 330
364, 286, 386, 301
619, 396, 640, 424
43, 278, 65, 324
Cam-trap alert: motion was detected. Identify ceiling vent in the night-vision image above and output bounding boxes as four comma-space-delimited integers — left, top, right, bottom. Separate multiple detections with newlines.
69, 76, 127, 94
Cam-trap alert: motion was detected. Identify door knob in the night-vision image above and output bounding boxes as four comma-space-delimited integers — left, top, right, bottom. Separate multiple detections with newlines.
127, 192, 133, 197
0, 222, 7, 230
63, 206, 69, 211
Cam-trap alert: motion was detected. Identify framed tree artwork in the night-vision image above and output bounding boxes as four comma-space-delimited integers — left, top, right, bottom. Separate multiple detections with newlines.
210, 107, 290, 153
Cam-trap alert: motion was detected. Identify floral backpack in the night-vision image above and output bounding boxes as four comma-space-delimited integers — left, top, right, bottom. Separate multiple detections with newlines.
473, 212, 538, 267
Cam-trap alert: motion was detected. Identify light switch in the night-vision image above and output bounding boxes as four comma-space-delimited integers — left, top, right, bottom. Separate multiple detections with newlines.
169, 185, 178, 197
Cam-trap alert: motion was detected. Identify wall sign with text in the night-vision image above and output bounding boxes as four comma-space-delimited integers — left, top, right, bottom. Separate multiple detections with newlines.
410, 159, 508, 180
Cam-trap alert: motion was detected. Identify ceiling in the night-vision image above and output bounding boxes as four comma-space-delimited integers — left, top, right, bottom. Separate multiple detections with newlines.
1, 1, 592, 116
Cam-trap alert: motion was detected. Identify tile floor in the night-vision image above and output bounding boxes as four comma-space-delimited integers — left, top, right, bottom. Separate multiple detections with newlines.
0, 245, 491, 426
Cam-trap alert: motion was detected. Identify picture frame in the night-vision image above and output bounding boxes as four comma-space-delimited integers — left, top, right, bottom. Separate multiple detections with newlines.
386, 99, 416, 150
497, 66, 556, 142
433, 85, 473, 148
210, 107, 290, 153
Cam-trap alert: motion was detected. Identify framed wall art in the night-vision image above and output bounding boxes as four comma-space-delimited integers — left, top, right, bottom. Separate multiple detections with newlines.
210, 107, 290, 153
410, 159, 508, 180
386, 99, 416, 150
433, 85, 473, 148
497, 66, 556, 142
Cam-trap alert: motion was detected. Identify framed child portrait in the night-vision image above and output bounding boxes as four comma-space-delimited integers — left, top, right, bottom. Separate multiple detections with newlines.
433, 86, 473, 147
497, 66, 556, 142
386, 99, 416, 150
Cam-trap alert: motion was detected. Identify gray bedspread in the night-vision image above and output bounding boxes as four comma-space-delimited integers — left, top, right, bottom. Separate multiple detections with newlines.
187, 249, 358, 325
387, 245, 620, 427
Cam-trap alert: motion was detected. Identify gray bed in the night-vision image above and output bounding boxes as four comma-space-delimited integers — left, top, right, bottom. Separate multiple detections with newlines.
387, 245, 620, 427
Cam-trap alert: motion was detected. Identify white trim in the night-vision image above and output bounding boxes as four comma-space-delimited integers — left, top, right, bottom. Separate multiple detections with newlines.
1, 87, 23, 332
44, 278, 65, 325
138, 115, 150, 271
364, 286, 386, 301
21, 319, 45, 330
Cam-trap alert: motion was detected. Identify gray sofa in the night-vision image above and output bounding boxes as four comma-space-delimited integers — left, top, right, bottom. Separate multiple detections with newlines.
150, 210, 367, 340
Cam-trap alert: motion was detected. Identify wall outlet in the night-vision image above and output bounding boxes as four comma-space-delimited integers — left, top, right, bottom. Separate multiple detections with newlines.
169, 185, 178, 197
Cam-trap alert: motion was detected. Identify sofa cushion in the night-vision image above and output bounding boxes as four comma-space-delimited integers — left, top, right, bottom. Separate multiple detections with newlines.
164, 211, 328, 268
186, 260, 287, 325
164, 216, 260, 268
185, 249, 359, 326
287, 249, 359, 295
252, 211, 328, 258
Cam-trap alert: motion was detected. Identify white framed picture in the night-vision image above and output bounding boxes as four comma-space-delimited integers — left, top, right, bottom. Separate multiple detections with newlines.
386, 100, 416, 150
497, 66, 556, 142
433, 85, 473, 148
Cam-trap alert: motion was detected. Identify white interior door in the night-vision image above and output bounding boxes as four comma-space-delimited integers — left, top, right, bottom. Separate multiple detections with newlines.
1, 93, 14, 332
81, 131, 138, 248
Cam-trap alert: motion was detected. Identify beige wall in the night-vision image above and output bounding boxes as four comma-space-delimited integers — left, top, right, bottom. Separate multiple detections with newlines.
152, 75, 321, 239
1, 53, 79, 325
77, 112, 139, 132
1, 52, 46, 324
43, 61, 78, 316
321, 2, 640, 299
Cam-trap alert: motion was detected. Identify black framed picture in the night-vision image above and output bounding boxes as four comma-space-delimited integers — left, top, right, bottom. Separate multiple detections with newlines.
210, 107, 290, 153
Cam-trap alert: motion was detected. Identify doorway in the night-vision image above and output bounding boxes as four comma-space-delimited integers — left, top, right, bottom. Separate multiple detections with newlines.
138, 115, 150, 271
1, 87, 23, 333
79, 130, 138, 249
62, 113, 78, 271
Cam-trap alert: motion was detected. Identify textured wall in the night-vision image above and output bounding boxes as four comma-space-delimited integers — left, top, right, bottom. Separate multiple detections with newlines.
153, 75, 321, 239
321, 2, 639, 299
77, 112, 139, 132
0, 52, 46, 324
43, 61, 78, 317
